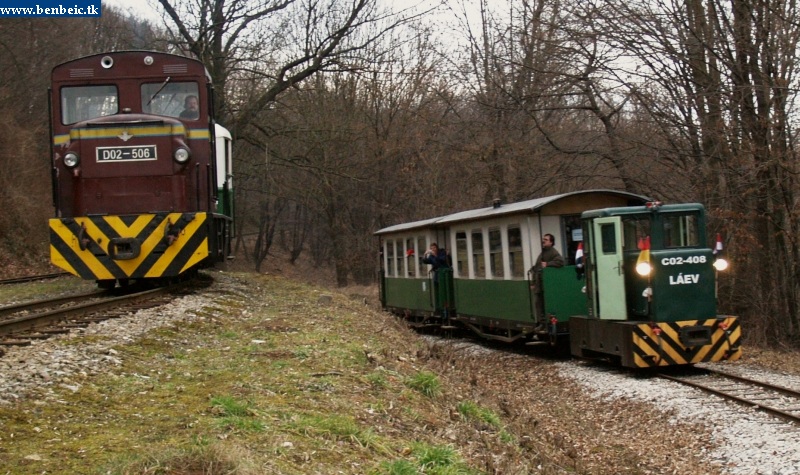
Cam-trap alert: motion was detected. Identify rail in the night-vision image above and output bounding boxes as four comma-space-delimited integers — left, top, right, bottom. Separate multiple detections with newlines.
658, 368, 800, 425
0, 272, 70, 285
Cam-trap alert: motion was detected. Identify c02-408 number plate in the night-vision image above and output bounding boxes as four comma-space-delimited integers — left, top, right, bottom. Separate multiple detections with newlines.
96, 145, 157, 162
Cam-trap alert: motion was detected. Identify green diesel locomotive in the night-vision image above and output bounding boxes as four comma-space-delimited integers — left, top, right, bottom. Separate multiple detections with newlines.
375, 190, 741, 368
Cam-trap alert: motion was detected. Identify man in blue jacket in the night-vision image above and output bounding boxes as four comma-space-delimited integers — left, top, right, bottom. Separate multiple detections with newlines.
422, 242, 450, 271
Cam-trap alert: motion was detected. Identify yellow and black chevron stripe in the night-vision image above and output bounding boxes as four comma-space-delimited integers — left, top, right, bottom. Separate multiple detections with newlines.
631, 317, 742, 367
50, 212, 210, 281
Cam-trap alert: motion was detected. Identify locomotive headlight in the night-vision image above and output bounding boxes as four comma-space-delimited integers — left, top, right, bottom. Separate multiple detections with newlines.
64, 152, 80, 168
713, 258, 729, 271
174, 147, 191, 163
712, 234, 728, 271
636, 261, 652, 276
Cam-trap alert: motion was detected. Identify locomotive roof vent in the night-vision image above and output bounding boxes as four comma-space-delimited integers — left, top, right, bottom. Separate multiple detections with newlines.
100, 56, 114, 69
69, 68, 94, 78
492, 198, 502, 208
164, 64, 188, 74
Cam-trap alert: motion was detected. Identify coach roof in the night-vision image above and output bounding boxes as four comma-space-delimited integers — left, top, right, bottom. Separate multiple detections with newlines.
374, 189, 650, 235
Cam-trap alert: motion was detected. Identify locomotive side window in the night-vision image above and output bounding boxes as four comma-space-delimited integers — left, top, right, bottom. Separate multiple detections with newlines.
663, 213, 700, 248
141, 81, 199, 119
472, 230, 485, 279
622, 217, 651, 250
61, 85, 118, 124
455, 232, 467, 277
508, 226, 523, 278
488, 228, 502, 279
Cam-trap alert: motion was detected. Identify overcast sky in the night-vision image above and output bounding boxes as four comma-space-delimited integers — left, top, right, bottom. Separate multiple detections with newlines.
101, 0, 451, 25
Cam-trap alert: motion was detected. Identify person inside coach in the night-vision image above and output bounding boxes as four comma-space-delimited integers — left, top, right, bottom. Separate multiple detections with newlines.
422, 242, 450, 282
179, 94, 199, 120
531, 233, 565, 328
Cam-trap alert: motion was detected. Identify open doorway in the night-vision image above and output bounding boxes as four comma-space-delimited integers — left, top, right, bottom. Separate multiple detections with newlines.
562, 215, 582, 265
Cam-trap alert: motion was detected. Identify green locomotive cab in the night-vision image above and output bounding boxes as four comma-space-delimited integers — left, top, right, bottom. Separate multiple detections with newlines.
571, 203, 742, 367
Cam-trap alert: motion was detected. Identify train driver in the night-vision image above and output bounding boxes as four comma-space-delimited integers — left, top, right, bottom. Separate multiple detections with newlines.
179, 95, 199, 120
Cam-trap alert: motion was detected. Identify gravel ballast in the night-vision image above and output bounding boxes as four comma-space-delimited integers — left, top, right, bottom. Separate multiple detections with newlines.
557, 361, 800, 474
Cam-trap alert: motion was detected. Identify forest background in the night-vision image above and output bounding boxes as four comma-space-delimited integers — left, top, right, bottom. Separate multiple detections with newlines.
1, 0, 797, 347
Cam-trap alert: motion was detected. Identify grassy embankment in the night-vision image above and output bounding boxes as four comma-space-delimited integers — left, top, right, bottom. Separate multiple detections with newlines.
0, 273, 540, 474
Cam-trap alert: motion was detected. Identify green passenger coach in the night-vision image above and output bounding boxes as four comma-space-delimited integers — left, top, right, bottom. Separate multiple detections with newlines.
376, 190, 743, 368
376, 190, 647, 338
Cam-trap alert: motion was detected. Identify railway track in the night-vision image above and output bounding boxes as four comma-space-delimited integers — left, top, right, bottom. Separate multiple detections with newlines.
0, 272, 70, 285
0, 285, 179, 349
0, 289, 109, 319
658, 367, 800, 425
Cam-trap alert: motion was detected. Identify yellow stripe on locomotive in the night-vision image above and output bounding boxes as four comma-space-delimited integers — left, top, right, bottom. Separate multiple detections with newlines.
69, 125, 186, 140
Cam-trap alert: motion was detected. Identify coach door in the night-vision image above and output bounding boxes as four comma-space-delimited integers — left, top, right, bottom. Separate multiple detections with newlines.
592, 216, 626, 319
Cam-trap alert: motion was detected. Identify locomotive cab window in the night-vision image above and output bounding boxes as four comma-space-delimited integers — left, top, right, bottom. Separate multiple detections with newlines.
61, 85, 118, 124
663, 213, 700, 248
141, 81, 199, 120
623, 216, 651, 251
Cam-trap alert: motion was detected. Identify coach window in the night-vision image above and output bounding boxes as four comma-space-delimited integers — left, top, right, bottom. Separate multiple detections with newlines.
417, 236, 426, 277
508, 226, 524, 278
472, 230, 485, 279
406, 238, 417, 277
455, 232, 468, 277
489, 228, 502, 279
141, 81, 199, 119
386, 240, 395, 277
396, 240, 406, 277
61, 85, 118, 124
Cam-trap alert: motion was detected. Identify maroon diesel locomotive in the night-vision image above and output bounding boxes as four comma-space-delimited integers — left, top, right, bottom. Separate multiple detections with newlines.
48, 51, 233, 288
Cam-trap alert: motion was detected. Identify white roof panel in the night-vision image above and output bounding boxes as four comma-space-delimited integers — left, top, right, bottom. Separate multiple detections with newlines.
374, 189, 649, 235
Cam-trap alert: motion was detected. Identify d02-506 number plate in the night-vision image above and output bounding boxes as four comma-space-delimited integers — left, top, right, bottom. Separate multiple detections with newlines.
96, 145, 157, 162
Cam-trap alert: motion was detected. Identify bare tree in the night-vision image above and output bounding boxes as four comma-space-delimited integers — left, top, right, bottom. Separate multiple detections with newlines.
157, 0, 430, 126
592, 0, 800, 343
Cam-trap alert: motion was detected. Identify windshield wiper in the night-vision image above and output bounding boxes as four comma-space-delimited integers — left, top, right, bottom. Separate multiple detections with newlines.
146, 76, 171, 106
